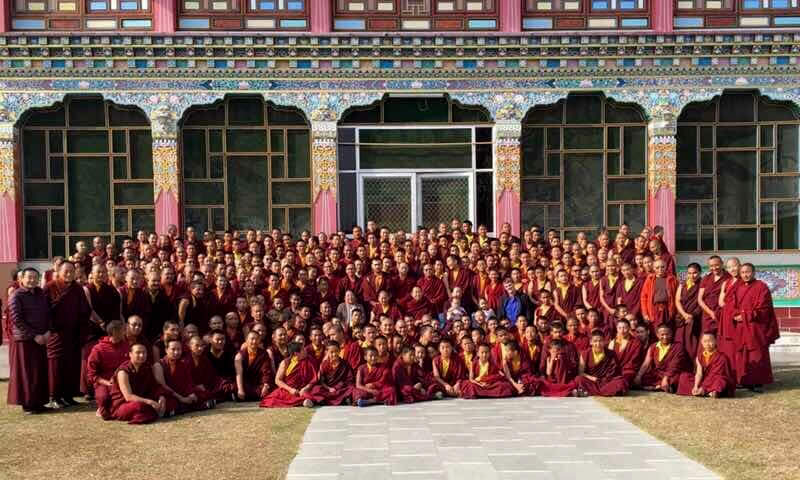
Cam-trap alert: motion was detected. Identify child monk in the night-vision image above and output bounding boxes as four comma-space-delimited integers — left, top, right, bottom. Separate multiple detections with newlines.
153, 339, 215, 414
520, 326, 542, 373
110, 343, 168, 424
565, 316, 589, 353
308, 341, 355, 406
607, 319, 645, 388
374, 335, 394, 368
392, 346, 431, 403
501, 340, 539, 396
234, 331, 274, 401
353, 347, 397, 407
261, 341, 321, 408
305, 326, 326, 370
677, 333, 736, 398
459, 344, 514, 399
430, 338, 467, 398
539, 340, 578, 397
634, 325, 688, 393
572, 330, 628, 397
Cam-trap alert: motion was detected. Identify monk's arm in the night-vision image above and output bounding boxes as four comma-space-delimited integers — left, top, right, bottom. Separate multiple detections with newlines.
692, 358, 704, 392
152, 363, 189, 403
431, 362, 448, 388
117, 370, 159, 407
581, 286, 592, 310
718, 283, 727, 308
598, 287, 614, 315
177, 298, 189, 327
578, 355, 596, 381
634, 351, 651, 384
675, 286, 690, 321
234, 353, 246, 398
274, 361, 295, 394
553, 296, 569, 319
697, 287, 715, 319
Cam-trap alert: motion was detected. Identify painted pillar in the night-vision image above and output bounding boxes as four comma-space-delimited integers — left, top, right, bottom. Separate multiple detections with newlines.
651, 0, 673, 33
0, 123, 19, 263
647, 114, 677, 253
0, 0, 11, 33
150, 107, 180, 235
499, 0, 522, 33
494, 118, 522, 236
311, 112, 338, 234
152, 0, 177, 33
310, 0, 333, 33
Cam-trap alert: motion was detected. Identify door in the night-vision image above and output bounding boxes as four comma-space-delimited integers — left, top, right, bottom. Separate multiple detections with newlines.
360, 174, 414, 232
417, 174, 472, 228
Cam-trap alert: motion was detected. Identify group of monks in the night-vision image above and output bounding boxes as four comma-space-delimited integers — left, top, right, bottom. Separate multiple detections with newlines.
5, 219, 779, 422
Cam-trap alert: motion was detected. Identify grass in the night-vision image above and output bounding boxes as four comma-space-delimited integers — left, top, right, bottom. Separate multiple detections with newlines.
0, 382, 313, 480
598, 366, 800, 480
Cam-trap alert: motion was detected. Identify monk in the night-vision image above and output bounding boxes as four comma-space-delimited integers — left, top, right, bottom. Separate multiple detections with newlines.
697, 255, 729, 334
565, 316, 589, 353
207, 329, 235, 380
261, 341, 321, 408
7, 268, 52, 414
598, 260, 621, 321
430, 338, 467, 398
153, 339, 215, 414
501, 340, 539, 396
534, 289, 559, 326
187, 335, 236, 402
45, 261, 92, 408
234, 331, 274, 401
110, 343, 168, 424
607, 319, 645, 388
717, 257, 741, 378
330, 325, 362, 371
416, 264, 448, 311
392, 346, 432, 403
539, 340, 578, 397
582, 265, 603, 311
83, 264, 121, 397
86, 320, 129, 419
553, 269, 581, 320
308, 341, 355, 406
677, 333, 736, 398
640, 259, 678, 334
459, 343, 514, 399
572, 330, 628, 397
403, 286, 434, 321
615, 262, 644, 320
731, 263, 777, 391
353, 347, 397, 407
305, 326, 326, 370
675, 262, 703, 358
634, 325, 687, 392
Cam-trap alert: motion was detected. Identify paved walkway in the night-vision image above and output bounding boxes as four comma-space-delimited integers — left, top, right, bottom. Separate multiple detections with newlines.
287, 397, 720, 480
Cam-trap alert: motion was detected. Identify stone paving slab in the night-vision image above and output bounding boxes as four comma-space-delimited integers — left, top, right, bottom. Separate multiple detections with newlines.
286, 397, 721, 480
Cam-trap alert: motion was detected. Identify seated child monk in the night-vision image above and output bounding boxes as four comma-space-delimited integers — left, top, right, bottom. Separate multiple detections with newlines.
109, 343, 168, 424
572, 330, 628, 397
459, 337, 477, 372
501, 340, 540, 396
459, 343, 514, 399
153, 339, 215, 414
392, 346, 432, 403
607, 319, 645, 388
634, 325, 688, 393
565, 316, 590, 353
677, 333, 736, 398
353, 347, 397, 407
305, 327, 326, 370
539, 339, 579, 397
308, 341, 355, 406
520, 326, 543, 373
187, 335, 236, 403
234, 331, 274, 401
261, 341, 321, 408
430, 338, 467, 398
374, 335, 394, 368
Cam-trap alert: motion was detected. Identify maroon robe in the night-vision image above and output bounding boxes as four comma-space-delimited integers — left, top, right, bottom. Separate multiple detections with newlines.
539, 354, 579, 397
360, 273, 388, 305
182, 295, 214, 335
611, 336, 645, 386
483, 282, 505, 312
459, 359, 514, 399
335, 276, 363, 304
353, 363, 397, 405
7, 287, 52, 409
389, 275, 417, 303
574, 349, 628, 396
534, 305, 558, 326
121, 286, 154, 336
239, 348, 274, 400
308, 359, 354, 405
677, 281, 703, 359
583, 280, 602, 311
615, 276, 645, 319
599, 276, 620, 319
371, 303, 403, 322
188, 353, 236, 402
45, 280, 92, 400
260, 357, 322, 407
447, 268, 475, 309
698, 272, 730, 334
639, 343, 688, 390
159, 355, 211, 413
677, 350, 736, 397
392, 358, 431, 403
731, 279, 777, 386
340, 340, 364, 371
86, 336, 130, 418
83, 283, 122, 393
144, 288, 177, 341
305, 344, 326, 371
564, 332, 590, 354
402, 297, 434, 320
416, 276, 448, 311
428, 354, 468, 397
554, 284, 581, 319
110, 360, 164, 424
504, 355, 540, 396
717, 278, 741, 379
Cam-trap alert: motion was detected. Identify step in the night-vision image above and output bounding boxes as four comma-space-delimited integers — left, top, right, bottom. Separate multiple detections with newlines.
774, 332, 800, 346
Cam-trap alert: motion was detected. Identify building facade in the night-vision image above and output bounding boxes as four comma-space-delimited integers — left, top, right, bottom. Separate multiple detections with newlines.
0, 0, 799, 324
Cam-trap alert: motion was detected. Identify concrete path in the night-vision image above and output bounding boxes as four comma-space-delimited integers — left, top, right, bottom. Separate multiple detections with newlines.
287, 397, 720, 480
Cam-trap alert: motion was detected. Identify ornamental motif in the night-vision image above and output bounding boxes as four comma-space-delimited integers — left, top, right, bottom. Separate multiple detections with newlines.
153, 138, 179, 200
496, 139, 521, 195
0, 140, 14, 196
312, 121, 338, 197
647, 135, 677, 195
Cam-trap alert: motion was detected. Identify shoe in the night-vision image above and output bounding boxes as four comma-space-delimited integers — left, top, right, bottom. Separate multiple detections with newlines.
748, 385, 764, 393
434, 392, 444, 400
302, 399, 314, 408
61, 397, 79, 406
45, 399, 64, 409
343, 398, 352, 406
577, 389, 589, 398
356, 399, 368, 408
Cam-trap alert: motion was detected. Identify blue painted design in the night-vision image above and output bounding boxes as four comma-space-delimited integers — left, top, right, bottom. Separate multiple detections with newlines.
522, 18, 553, 29
621, 18, 648, 27
11, 19, 45, 29
90, 1, 107, 9
467, 19, 497, 29
279, 19, 307, 28
674, 17, 703, 27
287, 0, 303, 9
178, 18, 210, 29
775, 16, 800, 25
334, 18, 365, 30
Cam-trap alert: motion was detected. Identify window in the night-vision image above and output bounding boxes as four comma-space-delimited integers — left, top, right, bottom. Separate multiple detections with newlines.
12, 0, 152, 30
181, 95, 311, 234
524, 0, 649, 29
177, 0, 308, 29
21, 96, 154, 260
334, 0, 497, 31
676, 91, 800, 252
521, 93, 647, 238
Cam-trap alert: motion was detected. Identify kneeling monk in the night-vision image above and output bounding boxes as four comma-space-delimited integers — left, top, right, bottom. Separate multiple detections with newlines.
572, 330, 628, 397
677, 333, 736, 398
353, 347, 397, 407
261, 341, 322, 408
110, 343, 167, 424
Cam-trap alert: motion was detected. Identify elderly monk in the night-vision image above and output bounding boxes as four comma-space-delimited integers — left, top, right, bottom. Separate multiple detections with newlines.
416, 263, 448, 311
45, 261, 92, 408
110, 343, 168, 424
697, 255, 729, 334
86, 320, 129, 419
234, 331, 274, 401
641, 259, 678, 334
7, 268, 52, 414
261, 342, 321, 408
677, 333, 736, 398
634, 325, 688, 392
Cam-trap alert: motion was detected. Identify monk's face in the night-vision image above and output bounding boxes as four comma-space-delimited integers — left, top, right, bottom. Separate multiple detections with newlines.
550, 346, 562, 361
478, 346, 490, 362
590, 335, 604, 353
166, 341, 183, 360
701, 334, 717, 352
210, 333, 225, 351
59, 263, 76, 284
439, 342, 453, 358
740, 265, 754, 282
616, 322, 630, 338
310, 330, 323, 347
274, 329, 287, 346
246, 333, 260, 351
128, 317, 143, 336
326, 346, 340, 363
401, 350, 414, 365
183, 326, 199, 341
209, 317, 224, 331
365, 350, 377, 366
725, 259, 740, 277
414, 347, 426, 364
130, 345, 148, 366
657, 328, 673, 345
635, 326, 649, 343
551, 328, 563, 340
687, 267, 701, 283
375, 339, 388, 356
708, 257, 722, 275
653, 260, 666, 277
567, 320, 579, 335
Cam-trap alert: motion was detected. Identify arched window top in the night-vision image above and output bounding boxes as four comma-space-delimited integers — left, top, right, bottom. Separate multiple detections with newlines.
182, 95, 308, 127
678, 90, 800, 124
20, 95, 149, 129
523, 93, 646, 126
339, 95, 491, 125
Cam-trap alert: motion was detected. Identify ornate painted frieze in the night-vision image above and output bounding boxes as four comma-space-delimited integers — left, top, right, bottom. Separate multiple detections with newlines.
0, 123, 14, 197
494, 119, 522, 196
647, 135, 677, 195
311, 117, 338, 198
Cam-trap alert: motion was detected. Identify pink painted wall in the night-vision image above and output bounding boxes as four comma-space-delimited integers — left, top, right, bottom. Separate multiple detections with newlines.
0, 0, 10, 33
152, 0, 176, 33
155, 190, 180, 236
651, 0, 673, 33
310, 0, 332, 33
313, 189, 338, 234
496, 190, 520, 236
499, 0, 522, 33
0, 194, 19, 262
648, 187, 675, 253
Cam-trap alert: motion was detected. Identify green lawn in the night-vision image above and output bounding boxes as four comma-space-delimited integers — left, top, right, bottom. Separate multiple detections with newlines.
0, 383, 312, 480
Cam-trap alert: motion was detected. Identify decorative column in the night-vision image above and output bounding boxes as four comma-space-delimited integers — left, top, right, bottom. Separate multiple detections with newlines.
311, 109, 338, 234
152, 0, 177, 33
651, 0, 673, 33
150, 106, 180, 235
0, 123, 19, 262
0, 0, 10, 33
499, 0, 522, 33
647, 109, 677, 253
494, 116, 522, 236
310, 0, 333, 33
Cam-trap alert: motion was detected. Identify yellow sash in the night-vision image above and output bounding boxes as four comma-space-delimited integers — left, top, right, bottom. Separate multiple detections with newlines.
286, 357, 299, 376
656, 343, 671, 362
592, 351, 605, 365
441, 358, 450, 377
